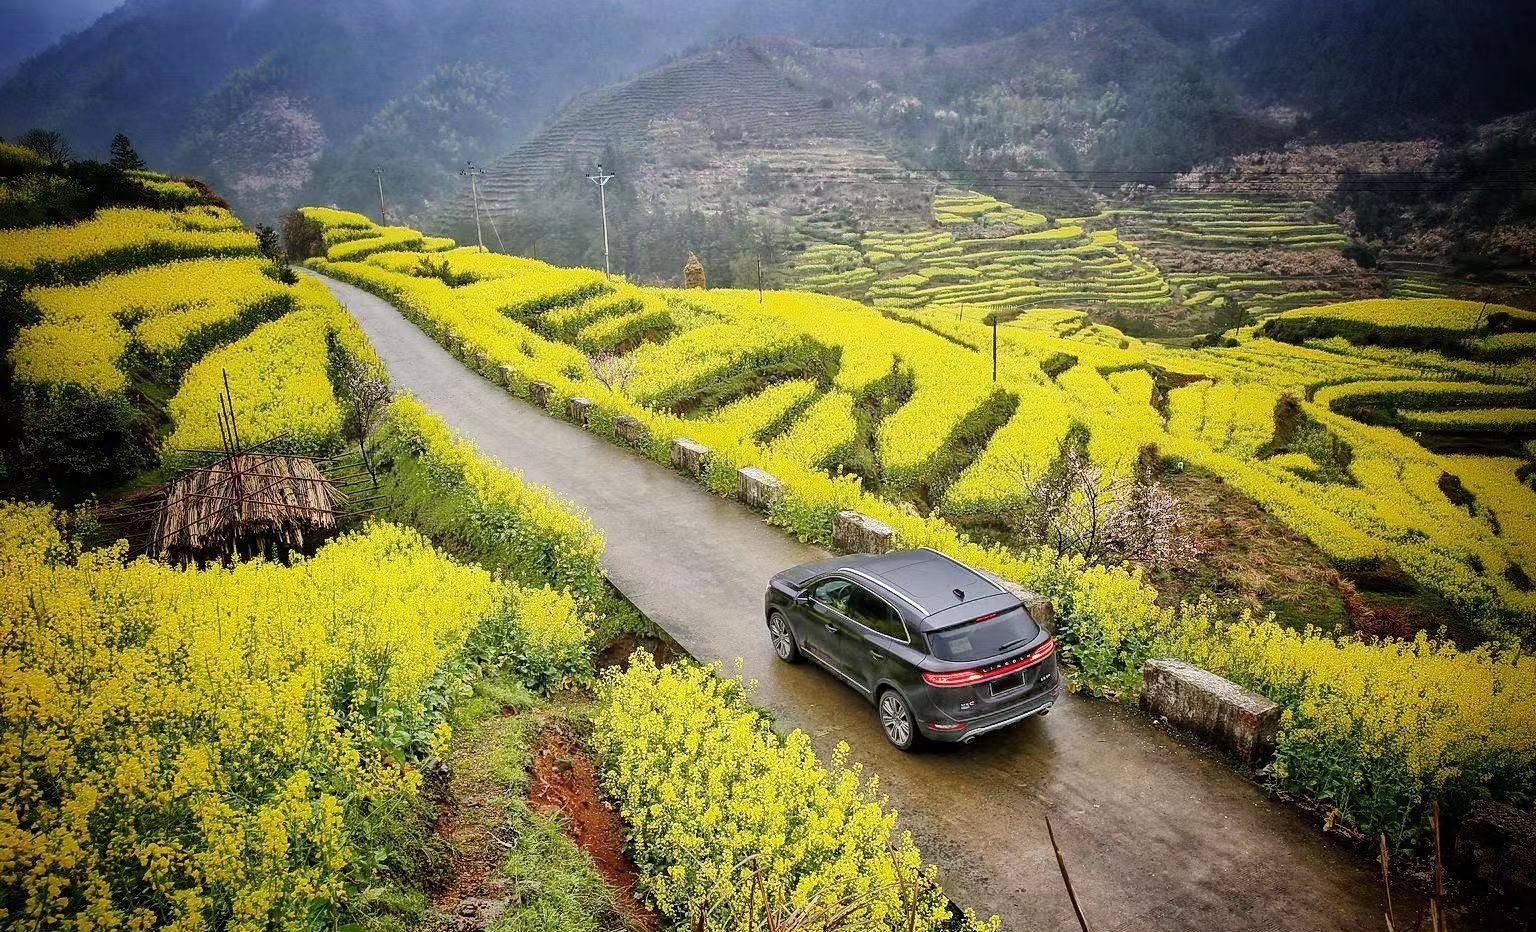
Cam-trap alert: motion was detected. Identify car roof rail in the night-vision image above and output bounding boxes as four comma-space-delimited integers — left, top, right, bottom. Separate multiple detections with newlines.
844, 567, 927, 614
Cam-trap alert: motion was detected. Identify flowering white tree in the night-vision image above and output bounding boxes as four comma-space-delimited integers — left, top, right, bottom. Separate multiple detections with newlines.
1017, 442, 1195, 569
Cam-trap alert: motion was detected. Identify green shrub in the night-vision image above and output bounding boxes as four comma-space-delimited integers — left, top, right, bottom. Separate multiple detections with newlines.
374, 396, 607, 602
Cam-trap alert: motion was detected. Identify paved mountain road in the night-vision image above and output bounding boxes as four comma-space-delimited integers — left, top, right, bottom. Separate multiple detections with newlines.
314, 271, 1396, 931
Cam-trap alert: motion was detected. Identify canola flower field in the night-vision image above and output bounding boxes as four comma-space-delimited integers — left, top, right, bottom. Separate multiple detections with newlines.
0, 185, 383, 476
307, 209, 1536, 851
0, 164, 984, 930
791, 189, 1424, 326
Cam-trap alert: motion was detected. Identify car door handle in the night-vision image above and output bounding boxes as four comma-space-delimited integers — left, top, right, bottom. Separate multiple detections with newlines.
868, 649, 883, 660
824, 623, 839, 634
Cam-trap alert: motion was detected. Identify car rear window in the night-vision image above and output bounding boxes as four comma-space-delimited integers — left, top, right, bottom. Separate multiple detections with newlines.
926, 607, 1038, 663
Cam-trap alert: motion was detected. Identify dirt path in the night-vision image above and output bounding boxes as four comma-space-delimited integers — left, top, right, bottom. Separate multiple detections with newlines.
315, 270, 1403, 931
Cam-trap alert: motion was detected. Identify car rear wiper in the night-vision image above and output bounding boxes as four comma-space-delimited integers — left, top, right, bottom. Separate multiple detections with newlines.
998, 636, 1032, 652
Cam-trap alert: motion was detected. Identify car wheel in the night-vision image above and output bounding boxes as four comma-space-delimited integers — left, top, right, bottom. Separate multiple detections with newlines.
767, 611, 802, 663
877, 688, 919, 751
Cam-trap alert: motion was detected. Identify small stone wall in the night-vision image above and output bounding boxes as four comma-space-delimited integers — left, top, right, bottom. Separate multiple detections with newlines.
1456, 800, 1536, 907
1141, 658, 1280, 763
670, 438, 710, 476
527, 381, 554, 410
832, 511, 896, 554
567, 396, 594, 426
737, 466, 783, 511
613, 414, 648, 449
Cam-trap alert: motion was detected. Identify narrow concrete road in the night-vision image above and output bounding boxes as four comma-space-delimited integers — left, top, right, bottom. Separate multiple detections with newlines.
316, 272, 1397, 931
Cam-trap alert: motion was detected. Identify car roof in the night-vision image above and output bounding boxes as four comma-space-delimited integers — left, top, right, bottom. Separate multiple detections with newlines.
843, 548, 1008, 623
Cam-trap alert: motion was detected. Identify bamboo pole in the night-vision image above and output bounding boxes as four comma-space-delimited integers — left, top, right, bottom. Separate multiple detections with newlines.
1046, 815, 1093, 932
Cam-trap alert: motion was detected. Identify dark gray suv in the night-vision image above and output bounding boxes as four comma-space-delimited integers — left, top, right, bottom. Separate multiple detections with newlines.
765, 548, 1060, 750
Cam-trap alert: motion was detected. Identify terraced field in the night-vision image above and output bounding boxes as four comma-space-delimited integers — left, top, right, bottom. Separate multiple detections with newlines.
793, 190, 1173, 315
312, 211, 1536, 645
788, 190, 1468, 330
305, 211, 1536, 873
1077, 194, 1377, 320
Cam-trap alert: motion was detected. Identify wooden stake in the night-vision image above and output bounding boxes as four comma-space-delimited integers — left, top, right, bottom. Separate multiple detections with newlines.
1380, 834, 1396, 932
1046, 815, 1093, 932
1431, 802, 1448, 932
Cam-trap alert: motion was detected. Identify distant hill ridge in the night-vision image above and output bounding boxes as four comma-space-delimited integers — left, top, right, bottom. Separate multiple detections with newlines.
440, 38, 926, 232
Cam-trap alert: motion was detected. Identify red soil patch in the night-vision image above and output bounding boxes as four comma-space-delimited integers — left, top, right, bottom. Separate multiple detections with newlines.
528, 725, 660, 931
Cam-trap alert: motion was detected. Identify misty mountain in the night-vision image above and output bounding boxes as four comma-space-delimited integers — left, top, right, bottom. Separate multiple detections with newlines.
0, 0, 717, 220
1229, 0, 1536, 136
3, 0, 1533, 228
0, 0, 120, 79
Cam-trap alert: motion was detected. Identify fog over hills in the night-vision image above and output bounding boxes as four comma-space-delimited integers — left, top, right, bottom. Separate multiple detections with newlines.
3, 0, 1532, 281
0, 0, 120, 78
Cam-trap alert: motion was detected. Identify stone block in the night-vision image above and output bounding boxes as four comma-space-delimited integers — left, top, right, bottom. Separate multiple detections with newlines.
527, 381, 554, 410
613, 414, 648, 448
832, 510, 896, 554
737, 466, 783, 511
671, 437, 710, 476
567, 396, 595, 425
1141, 658, 1280, 763
1456, 800, 1536, 907
498, 364, 519, 389
1019, 591, 1055, 632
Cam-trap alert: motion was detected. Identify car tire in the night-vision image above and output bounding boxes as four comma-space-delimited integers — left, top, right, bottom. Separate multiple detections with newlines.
767, 610, 802, 663
876, 687, 921, 752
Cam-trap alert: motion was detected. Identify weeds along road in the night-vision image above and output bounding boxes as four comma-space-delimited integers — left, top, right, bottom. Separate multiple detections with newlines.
313, 271, 1396, 931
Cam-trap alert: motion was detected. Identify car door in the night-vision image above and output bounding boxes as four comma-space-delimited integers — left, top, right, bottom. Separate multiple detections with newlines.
842, 585, 911, 694
801, 577, 858, 674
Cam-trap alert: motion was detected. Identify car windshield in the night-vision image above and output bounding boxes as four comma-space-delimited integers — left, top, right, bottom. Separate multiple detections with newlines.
926, 607, 1038, 663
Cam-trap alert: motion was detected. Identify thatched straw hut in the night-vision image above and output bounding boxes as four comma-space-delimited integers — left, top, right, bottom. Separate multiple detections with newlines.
151, 453, 343, 564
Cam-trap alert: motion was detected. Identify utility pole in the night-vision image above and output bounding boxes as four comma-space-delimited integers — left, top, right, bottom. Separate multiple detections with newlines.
587, 162, 615, 278
757, 255, 764, 304
458, 162, 488, 252
373, 167, 389, 226
991, 314, 999, 382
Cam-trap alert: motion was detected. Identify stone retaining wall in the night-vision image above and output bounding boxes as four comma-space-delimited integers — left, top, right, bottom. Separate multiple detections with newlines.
670, 437, 710, 476
1141, 658, 1280, 763
832, 510, 896, 554
613, 414, 648, 449
528, 381, 554, 410
737, 466, 783, 511
567, 396, 594, 426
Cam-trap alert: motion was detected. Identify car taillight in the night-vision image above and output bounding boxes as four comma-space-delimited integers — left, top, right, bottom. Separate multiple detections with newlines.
921, 667, 987, 687
921, 637, 1055, 688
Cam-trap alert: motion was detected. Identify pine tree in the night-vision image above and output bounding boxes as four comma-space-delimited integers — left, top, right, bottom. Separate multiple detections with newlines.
108, 133, 145, 171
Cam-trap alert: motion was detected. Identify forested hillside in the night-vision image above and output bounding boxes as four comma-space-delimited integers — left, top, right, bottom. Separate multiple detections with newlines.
0, 0, 711, 221
8, 0, 1534, 234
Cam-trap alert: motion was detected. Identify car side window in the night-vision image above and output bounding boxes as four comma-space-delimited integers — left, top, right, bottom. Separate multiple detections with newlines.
848, 587, 907, 641
811, 578, 855, 616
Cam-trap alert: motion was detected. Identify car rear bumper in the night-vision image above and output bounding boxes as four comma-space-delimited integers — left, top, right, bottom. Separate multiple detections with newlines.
918, 683, 1062, 743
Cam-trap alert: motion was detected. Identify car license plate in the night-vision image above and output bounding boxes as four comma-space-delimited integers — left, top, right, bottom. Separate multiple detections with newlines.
989, 671, 1025, 695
